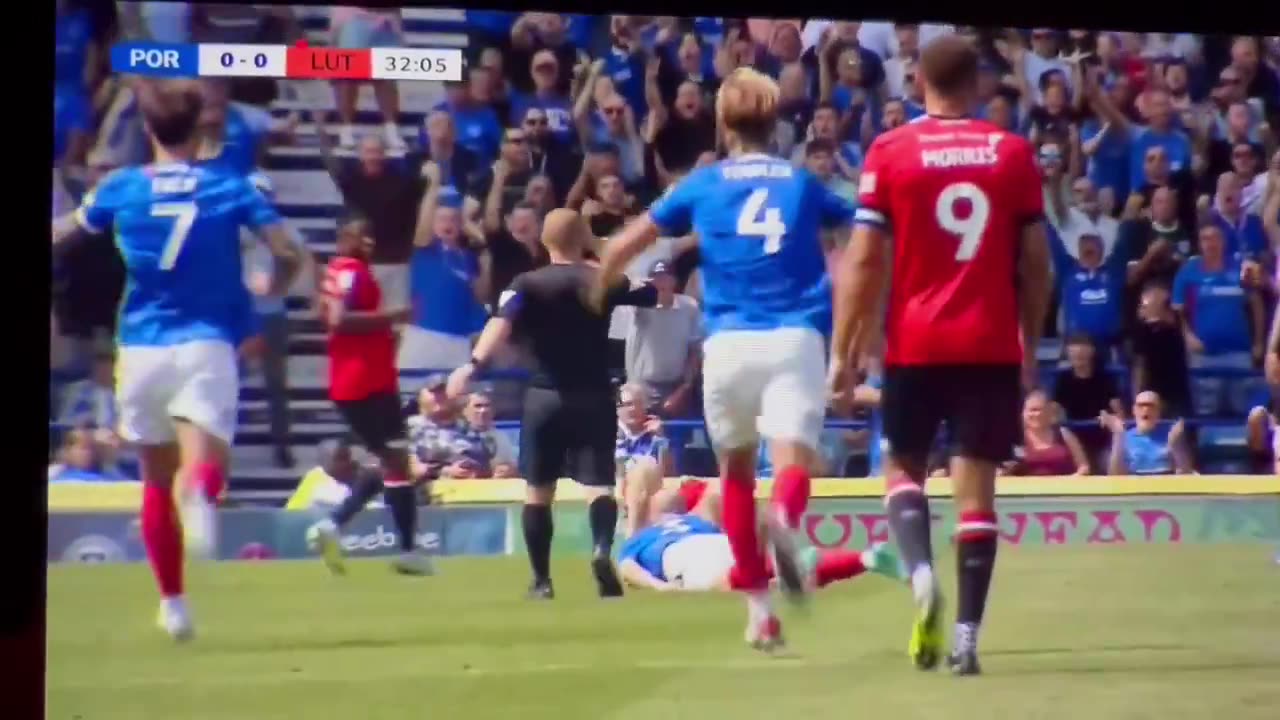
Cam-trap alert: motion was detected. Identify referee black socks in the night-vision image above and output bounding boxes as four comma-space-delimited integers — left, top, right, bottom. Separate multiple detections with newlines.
522, 503, 554, 583
588, 496, 618, 555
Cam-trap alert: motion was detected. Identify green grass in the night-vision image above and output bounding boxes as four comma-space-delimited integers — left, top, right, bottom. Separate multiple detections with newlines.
49, 545, 1280, 720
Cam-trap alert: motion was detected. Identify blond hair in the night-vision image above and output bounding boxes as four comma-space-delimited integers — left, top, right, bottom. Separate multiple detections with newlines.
715, 67, 780, 151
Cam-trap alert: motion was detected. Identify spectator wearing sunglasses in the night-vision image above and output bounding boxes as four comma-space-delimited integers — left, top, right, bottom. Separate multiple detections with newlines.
1208, 66, 1267, 145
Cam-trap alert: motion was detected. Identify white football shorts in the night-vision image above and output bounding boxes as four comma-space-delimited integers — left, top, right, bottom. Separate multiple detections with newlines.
115, 339, 240, 445
662, 533, 734, 591
701, 326, 827, 451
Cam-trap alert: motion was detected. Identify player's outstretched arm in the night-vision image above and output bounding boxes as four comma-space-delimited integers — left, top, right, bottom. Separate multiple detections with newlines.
1018, 221, 1054, 387
618, 559, 673, 591
593, 213, 662, 310
259, 224, 309, 296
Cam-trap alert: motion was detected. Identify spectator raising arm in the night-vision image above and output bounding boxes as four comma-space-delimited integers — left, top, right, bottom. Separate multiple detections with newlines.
483, 159, 512, 234
572, 59, 605, 146
309, 108, 343, 181
414, 161, 445, 247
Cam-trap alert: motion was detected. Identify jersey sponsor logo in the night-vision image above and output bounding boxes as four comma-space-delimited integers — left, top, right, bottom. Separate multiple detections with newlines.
337, 269, 356, 292
1078, 287, 1111, 304
858, 172, 877, 195
920, 146, 999, 168
62, 534, 126, 564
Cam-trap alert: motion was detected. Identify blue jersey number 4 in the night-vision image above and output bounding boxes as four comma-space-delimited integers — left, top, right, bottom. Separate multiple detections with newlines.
737, 189, 786, 255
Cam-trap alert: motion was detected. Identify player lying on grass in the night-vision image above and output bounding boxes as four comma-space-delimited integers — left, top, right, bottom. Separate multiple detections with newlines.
617, 476, 905, 607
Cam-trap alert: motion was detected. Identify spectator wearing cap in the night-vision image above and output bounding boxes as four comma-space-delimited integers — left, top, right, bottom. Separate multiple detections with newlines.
418, 110, 483, 196
510, 48, 576, 144
434, 79, 503, 168
328, 7, 405, 151
312, 109, 421, 311
402, 163, 490, 372
623, 260, 702, 418
241, 171, 294, 468
407, 377, 466, 481
1204, 171, 1268, 259
285, 438, 374, 511
1173, 224, 1267, 416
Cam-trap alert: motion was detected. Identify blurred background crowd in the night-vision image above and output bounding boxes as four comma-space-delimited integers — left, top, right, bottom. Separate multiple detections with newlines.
50, 3, 1280, 502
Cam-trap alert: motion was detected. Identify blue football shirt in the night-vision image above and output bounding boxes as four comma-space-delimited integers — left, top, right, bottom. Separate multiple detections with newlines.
618, 513, 722, 581
647, 153, 855, 336
74, 162, 282, 347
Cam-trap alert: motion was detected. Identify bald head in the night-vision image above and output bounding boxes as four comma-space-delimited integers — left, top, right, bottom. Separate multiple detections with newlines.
541, 208, 593, 257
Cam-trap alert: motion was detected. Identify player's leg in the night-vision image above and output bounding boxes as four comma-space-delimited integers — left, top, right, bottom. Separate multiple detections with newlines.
702, 332, 777, 649
364, 392, 432, 575
798, 544, 907, 590
944, 365, 1022, 677
168, 340, 241, 560
759, 328, 829, 605
569, 391, 626, 597
519, 387, 566, 598
881, 365, 948, 670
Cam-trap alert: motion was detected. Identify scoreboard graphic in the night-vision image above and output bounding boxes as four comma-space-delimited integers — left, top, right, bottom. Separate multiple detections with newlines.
110, 41, 463, 82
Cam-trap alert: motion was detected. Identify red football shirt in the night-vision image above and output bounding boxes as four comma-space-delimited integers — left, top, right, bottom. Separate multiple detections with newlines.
322, 256, 398, 401
856, 116, 1043, 367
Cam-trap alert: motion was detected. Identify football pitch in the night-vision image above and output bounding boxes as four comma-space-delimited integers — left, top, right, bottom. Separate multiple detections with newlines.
49, 545, 1280, 720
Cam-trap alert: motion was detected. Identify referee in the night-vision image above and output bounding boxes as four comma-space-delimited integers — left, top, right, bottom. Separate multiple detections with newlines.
447, 209, 657, 599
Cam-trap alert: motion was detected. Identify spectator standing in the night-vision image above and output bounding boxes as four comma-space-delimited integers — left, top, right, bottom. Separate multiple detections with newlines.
486, 202, 546, 308
508, 13, 582, 98
407, 377, 465, 482
479, 130, 538, 228
1052, 334, 1126, 466
1058, 177, 1121, 262
54, 0, 106, 170
510, 48, 576, 143
1228, 36, 1280, 124
573, 70, 645, 187
1049, 230, 1126, 358
1080, 99, 1133, 212
1173, 225, 1267, 416
1130, 281, 1192, 418
329, 7, 406, 151
882, 23, 921, 100
646, 59, 717, 184
1208, 66, 1267, 145
314, 111, 422, 311
583, 174, 636, 238
519, 106, 580, 203
401, 164, 490, 371
623, 261, 702, 417
1008, 390, 1090, 476
1227, 143, 1270, 216
818, 42, 877, 155
433, 81, 503, 168
1205, 171, 1269, 258
418, 111, 482, 195
600, 16, 650, 120
1101, 391, 1193, 475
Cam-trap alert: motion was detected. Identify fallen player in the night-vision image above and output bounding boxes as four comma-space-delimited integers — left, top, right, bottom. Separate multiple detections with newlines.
617, 476, 905, 593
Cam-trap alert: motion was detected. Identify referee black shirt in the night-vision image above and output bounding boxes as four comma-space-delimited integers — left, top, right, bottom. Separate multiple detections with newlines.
498, 264, 658, 391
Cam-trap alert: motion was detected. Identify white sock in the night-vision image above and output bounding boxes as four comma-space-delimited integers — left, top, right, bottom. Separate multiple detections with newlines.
910, 564, 936, 606
746, 591, 773, 622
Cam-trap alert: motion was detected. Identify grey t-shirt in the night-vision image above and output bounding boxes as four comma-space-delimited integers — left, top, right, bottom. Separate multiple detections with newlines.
624, 293, 702, 386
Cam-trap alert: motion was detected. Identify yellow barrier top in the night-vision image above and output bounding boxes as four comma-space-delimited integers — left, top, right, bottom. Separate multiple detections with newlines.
47, 474, 1280, 511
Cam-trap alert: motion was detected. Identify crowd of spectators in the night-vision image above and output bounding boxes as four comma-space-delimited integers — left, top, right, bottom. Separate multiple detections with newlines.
50, 5, 1280, 485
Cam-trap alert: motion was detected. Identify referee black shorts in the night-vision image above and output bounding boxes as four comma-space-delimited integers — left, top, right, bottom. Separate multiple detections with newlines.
334, 391, 407, 454
520, 386, 617, 489
881, 364, 1023, 465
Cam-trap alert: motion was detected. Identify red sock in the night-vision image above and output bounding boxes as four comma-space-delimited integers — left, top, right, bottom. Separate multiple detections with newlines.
722, 469, 768, 591
192, 462, 226, 504
814, 550, 867, 587
771, 464, 811, 529
141, 482, 184, 598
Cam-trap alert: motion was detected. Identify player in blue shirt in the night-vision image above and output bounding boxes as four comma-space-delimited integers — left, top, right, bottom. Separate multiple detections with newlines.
596, 68, 857, 652
51, 81, 306, 643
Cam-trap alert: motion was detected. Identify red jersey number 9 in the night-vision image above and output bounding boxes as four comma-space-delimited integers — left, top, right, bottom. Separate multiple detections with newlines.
935, 182, 991, 262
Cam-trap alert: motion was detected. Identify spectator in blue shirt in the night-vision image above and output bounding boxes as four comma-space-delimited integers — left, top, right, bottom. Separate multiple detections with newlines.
1205, 171, 1268, 259
1100, 391, 1193, 475
600, 17, 649, 121
399, 164, 490, 372
573, 67, 645, 187
434, 80, 503, 167
48, 425, 126, 483
1173, 225, 1268, 416
1087, 68, 1194, 199
1050, 230, 1127, 358
510, 49, 575, 143
1080, 112, 1131, 209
